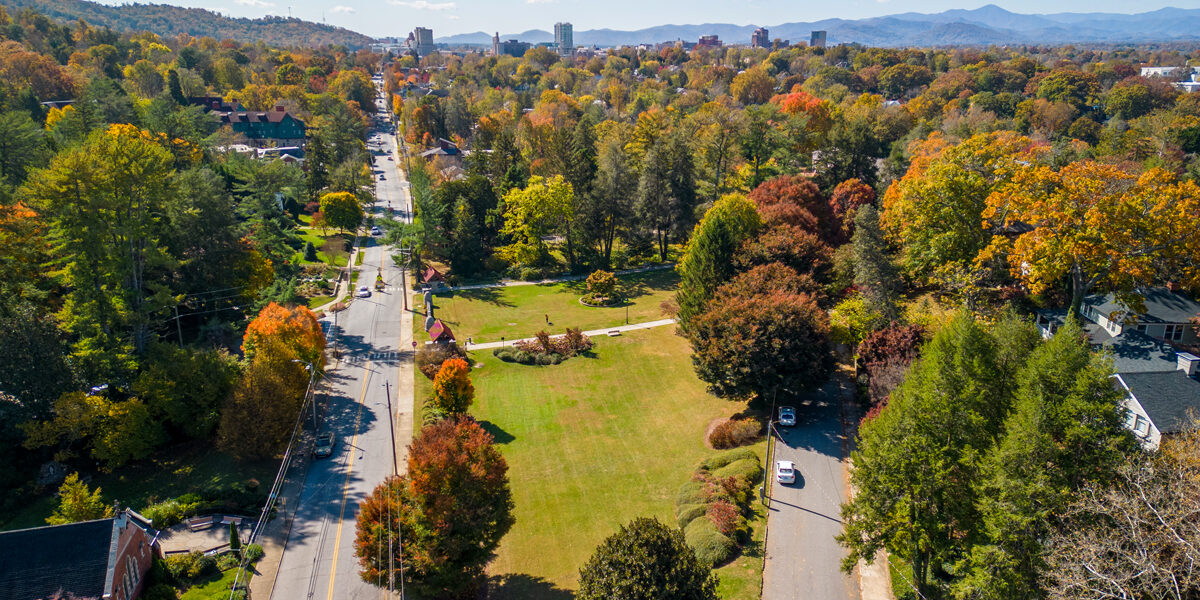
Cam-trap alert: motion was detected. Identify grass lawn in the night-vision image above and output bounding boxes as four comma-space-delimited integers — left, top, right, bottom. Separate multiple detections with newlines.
715, 472, 767, 599
295, 228, 351, 267
307, 295, 334, 309
0, 441, 278, 531
414, 269, 679, 344
459, 326, 757, 599
179, 567, 251, 600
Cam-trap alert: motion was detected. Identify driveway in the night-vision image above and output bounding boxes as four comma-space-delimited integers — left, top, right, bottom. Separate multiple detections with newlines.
762, 378, 859, 600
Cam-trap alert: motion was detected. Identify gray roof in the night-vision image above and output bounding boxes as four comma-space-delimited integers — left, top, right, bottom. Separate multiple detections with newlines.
0, 518, 113, 600
1121, 371, 1200, 434
1035, 309, 1112, 343
1085, 288, 1200, 324
1099, 329, 1181, 374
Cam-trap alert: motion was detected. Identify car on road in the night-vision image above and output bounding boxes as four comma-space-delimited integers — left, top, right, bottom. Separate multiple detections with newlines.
370, 226, 382, 236
778, 406, 797, 427
387, 156, 393, 161
379, 174, 385, 180
356, 285, 371, 298
313, 432, 337, 458
776, 460, 796, 484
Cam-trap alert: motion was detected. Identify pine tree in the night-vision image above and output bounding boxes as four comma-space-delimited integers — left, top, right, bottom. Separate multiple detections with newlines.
675, 194, 762, 330
852, 205, 900, 323
47, 473, 114, 525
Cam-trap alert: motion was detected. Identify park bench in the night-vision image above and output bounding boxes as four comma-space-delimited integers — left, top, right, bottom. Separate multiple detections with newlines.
185, 515, 215, 531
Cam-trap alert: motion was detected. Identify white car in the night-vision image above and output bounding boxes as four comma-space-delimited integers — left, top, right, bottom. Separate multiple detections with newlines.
776, 460, 796, 485
356, 285, 371, 298
778, 406, 797, 427
370, 226, 382, 236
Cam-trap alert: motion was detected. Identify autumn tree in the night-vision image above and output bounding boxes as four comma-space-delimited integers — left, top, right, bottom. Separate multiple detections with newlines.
748, 175, 837, 243
730, 65, 775, 105
734, 225, 831, 284
217, 339, 310, 460
829, 177, 876, 238
577, 517, 719, 600
355, 418, 514, 598
242, 302, 326, 368
676, 194, 762, 329
47, 473, 114, 525
986, 162, 1200, 312
688, 266, 831, 403
319, 190, 364, 234
429, 358, 474, 418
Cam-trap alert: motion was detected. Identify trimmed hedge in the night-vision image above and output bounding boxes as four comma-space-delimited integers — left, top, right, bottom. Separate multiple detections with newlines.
675, 480, 708, 506
683, 517, 737, 567
713, 458, 763, 483
708, 417, 762, 449
675, 503, 707, 529
701, 447, 760, 472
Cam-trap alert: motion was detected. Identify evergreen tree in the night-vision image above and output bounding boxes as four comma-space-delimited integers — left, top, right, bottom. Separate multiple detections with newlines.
676, 194, 762, 330
578, 517, 718, 600
636, 142, 680, 263
450, 198, 484, 275
852, 205, 900, 323
47, 473, 114, 525
583, 137, 635, 267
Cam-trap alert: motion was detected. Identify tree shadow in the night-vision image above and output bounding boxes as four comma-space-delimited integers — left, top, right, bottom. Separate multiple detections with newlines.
488, 573, 575, 600
447, 286, 515, 308
478, 420, 515, 444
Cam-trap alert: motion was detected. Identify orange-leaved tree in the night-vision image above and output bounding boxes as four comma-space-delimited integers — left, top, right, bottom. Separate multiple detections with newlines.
242, 302, 325, 368
985, 162, 1200, 312
430, 358, 474, 417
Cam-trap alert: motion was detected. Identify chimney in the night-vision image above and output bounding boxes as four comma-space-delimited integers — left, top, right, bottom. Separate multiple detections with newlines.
1179, 351, 1200, 377
274, 105, 285, 112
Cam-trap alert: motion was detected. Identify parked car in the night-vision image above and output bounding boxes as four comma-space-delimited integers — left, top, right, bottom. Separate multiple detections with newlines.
379, 174, 386, 180
778, 406, 797, 427
356, 285, 371, 298
776, 460, 796, 484
313, 432, 337, 458
370, 226, 382, 236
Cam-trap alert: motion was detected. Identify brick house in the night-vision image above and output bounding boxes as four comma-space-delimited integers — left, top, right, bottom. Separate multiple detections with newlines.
0, 508, 159, 600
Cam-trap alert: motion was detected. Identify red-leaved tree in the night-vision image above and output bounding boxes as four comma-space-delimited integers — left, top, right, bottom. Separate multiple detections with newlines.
748, 175, 839, 244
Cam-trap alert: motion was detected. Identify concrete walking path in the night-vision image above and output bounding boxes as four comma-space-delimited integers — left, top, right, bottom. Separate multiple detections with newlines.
448, 263, 674, 292
463, 318, 677, 351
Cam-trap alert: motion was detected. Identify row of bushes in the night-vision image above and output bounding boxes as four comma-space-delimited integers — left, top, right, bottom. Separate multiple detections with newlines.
673, 448, 764, 567
708, 417, 763, 449
415, 344, 469, 380
493, 348, 565, 365
139, 481, 264, 528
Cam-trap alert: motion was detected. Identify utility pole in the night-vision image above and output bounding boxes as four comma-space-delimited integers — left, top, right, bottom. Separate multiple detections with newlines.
385, 381, 397, 477
174, 305, 184, 348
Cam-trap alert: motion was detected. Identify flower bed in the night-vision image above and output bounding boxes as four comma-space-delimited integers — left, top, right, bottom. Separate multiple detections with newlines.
493, 328, 593, 365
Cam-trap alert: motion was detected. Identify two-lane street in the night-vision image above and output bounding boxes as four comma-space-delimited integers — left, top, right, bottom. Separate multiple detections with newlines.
763, 378, 860, 600
268, 82, 415, 600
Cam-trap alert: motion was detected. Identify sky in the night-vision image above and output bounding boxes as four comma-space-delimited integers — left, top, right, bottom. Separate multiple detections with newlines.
93, 0, 1200, 37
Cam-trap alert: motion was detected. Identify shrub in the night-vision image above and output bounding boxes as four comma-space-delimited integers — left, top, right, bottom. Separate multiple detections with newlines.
676, 503, 707, 529
708, 418, 762, 449
166, 551, 218, 582
713, 458, 763, 484
303, 241, 318, 261
676, 480, 708, 506
187, 554, 217, 579
683, 517, 736, 567
415, 344, 468, 380
536, 353, 555, 365
141, 584, 177, 600
706, 475, 753, 507
140, 495, 204, 527
512, 350, 533, 364
218, 552, 240, 570
519, 266, 544, 281
244, 543, 264, 562
707, 500, 743, 537
701, 447, 760, 471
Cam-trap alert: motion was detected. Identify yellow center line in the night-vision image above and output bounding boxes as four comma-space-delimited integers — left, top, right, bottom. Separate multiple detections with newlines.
326, 359, 372, 600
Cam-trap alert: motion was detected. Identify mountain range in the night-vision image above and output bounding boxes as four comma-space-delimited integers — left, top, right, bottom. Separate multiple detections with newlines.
0, 0, 373, 48
436, 4, 1200, 47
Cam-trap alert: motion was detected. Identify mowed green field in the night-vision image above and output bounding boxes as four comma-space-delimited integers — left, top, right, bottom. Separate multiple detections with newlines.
416, 269, 678, 344
461, 326, 759, 599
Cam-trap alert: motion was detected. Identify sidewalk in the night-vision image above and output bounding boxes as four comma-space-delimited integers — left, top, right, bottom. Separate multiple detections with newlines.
464, 318, 677, 351
246, 446, 311, 599
449, 263, 674, 292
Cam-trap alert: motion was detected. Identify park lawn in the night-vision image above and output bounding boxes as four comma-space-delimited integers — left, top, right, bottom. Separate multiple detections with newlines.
465, 326, 755, 599
295, 228, 351, 267
414, 268, 679, 345
1, 441, 278, 531
179, 567, 250, 600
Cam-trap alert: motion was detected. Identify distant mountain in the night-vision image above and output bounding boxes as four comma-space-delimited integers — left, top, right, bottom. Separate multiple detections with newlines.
0, 0, 373, 48
436, 4, 1200, 47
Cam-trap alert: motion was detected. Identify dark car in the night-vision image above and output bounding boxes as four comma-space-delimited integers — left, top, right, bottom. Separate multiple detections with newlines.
313, 432, 337, 458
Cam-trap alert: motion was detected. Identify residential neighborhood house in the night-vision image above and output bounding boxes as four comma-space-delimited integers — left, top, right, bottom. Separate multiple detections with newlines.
215, 105, 307, 148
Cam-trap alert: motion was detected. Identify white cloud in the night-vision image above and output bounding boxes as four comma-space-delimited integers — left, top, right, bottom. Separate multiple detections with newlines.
330, 4, 356, 12
389, 0, 456, 9
234, 0, 275, 6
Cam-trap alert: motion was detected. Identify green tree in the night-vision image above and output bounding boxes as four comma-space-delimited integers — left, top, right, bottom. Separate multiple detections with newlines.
229, 521, 241, 554
47, 472, 114, 525
954, 319, 1132, 599
852, 205, 900, 323
319, 191, 364, 234
582, 137, 635, 266
329, 69, 376, 110
676, 194, 762, 330
216, 339, 309, 460
0, 111, 47, 187
499, 174, 573, 267
839, 314, 1007, 596
577, 517, 719, 600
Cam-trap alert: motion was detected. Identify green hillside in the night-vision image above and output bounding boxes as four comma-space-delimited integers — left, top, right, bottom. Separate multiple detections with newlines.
0, 0, 373, 48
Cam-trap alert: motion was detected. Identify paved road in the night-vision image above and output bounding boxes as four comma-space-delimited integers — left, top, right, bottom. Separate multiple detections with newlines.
268, 80, 415, 600
763, 378, 860, 600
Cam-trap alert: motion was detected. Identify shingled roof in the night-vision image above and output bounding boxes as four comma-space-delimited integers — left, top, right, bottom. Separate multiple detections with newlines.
0, 518, 114, 600
1120, 370, 1200, 435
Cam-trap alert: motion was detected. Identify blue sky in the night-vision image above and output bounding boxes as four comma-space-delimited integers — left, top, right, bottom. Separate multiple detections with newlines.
95, 0, 1200, 37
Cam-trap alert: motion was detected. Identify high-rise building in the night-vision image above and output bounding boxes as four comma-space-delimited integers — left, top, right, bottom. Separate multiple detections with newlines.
554, 22, 573, 56
751, 27, 769, 49
412, 27, 436, 57
810, 30, 827, 48
697, 34, 721, 48
492, 32, 500, 56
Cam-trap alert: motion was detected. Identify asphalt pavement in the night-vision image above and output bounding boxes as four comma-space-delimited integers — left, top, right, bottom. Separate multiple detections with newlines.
266, 82, 415, 600
762, 378, 860, 600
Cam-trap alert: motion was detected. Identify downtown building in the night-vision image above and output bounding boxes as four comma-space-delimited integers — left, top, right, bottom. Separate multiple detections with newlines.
554, 22, 574, 56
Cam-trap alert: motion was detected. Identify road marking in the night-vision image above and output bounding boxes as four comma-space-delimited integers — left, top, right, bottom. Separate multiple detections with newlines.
326, 359, 371, 600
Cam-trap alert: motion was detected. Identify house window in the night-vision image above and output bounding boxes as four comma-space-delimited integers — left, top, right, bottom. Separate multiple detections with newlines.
1135, 415, 1150, 435
1135, 323, 1147, 333
1165, 324, 1184, 342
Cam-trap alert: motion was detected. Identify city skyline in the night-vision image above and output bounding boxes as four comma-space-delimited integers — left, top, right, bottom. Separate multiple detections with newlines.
87, 0, 1200, 38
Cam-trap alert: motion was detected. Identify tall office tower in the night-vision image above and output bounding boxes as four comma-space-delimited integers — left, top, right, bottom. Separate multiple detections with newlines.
810, 30, 827, 48
555, 22, 573, 56
751, 27, 769, 49
413, 27, 435, 57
